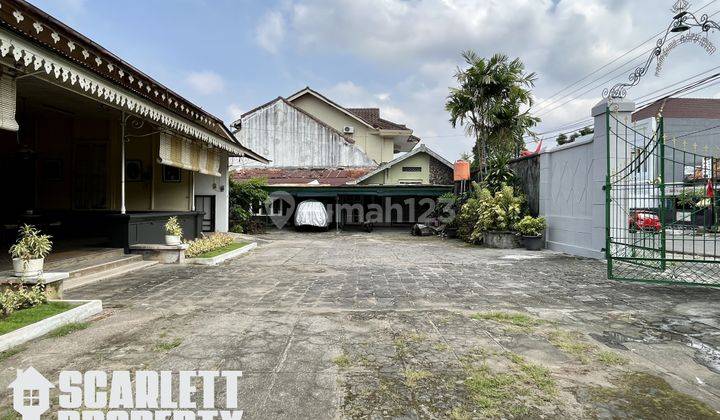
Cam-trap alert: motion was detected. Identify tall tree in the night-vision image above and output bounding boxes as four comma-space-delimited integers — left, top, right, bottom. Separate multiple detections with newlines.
446, 51, 539, 174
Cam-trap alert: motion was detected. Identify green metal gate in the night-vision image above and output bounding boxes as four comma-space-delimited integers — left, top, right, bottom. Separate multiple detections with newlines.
606, 110, 720, 286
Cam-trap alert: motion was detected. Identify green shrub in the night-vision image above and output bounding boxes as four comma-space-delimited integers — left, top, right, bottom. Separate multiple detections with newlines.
457, 183, 525, 244
229, 178, 269, 232
0, 285, 47, 317
476, 184, 524, 231
677, 189, 706, 209
9, 225, 52, 261
482, 152, 517, 193
432, 192, 459, 223
457, 184, 484, 242
515, 216, 546, 237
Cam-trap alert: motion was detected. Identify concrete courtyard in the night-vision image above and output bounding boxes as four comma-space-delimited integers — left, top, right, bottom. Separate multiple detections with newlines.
2, 229, 720, 418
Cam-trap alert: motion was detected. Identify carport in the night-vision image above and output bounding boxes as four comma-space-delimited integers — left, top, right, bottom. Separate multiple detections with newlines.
264, 184, 452, 228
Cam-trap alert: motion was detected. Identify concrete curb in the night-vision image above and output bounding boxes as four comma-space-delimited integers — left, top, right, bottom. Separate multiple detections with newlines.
0, 299, 102, 352
185, 242, 258, 266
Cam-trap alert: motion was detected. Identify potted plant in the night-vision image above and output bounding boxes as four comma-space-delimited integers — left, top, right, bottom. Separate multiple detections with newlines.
478, 184, 524, 248
9, 224, 53, 277
515, 216, 546, 251
164, 216, 183, 245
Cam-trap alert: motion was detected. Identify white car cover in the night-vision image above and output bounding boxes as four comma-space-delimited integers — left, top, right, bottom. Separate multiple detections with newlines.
294, 200, 329, 227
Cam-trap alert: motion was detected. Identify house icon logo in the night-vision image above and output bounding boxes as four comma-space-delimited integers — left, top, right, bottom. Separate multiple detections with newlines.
8, 367, 54, 420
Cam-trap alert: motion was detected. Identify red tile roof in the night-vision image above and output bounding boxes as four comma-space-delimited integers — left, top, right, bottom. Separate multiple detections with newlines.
633, 98, 720, 121
232, 167, 376, 186
346, 108, 409, 130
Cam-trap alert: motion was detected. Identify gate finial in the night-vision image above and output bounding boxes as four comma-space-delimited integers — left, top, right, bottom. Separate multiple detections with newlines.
672, 0, 690, 14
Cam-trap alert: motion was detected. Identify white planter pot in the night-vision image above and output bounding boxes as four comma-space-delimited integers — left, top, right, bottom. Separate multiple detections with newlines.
12, 258, 44, 277
165, 235, 181, 246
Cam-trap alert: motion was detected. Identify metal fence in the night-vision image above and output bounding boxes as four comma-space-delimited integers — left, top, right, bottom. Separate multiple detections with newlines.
606, 110, 720, 286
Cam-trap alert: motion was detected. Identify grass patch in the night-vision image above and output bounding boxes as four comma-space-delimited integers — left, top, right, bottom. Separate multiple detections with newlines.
471, 311, 542, 328
403, 369, 432, 388
464, 353, 557, 417
547, 330, 596, 364
0, 302, 76, 335
154, 338, 182, 351
590, 372, 720, 419
192, 242, 248, 259
432, 342, 450, 352
505, 352, 556, 394
597, 350, 629, 366
49, 322, 89, 338
449, 408, 472, 420
0, 345, 26, 361
333, 353, 351, 369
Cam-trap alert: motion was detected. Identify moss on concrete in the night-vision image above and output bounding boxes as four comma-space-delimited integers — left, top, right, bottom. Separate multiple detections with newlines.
154, 337, 182, 351
589, 372, 720, 419
471, 311, 543, 328
333, 353, 351, 369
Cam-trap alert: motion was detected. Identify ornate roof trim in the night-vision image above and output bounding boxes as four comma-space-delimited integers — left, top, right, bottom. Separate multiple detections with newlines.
0, 0, 233, 142
0, 27, 268, 158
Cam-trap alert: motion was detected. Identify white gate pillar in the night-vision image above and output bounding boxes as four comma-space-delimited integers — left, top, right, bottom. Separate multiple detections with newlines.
591, 98, 635, 259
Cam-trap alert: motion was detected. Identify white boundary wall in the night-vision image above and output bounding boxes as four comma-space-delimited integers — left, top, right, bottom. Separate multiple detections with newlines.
538, 99, 635, 259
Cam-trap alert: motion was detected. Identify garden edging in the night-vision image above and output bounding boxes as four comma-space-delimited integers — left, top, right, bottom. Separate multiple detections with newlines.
0, 299, 102, 352
185, 242, 257, 266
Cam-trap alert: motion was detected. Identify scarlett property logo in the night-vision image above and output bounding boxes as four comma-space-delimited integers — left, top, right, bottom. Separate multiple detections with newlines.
9, 367, 244, 420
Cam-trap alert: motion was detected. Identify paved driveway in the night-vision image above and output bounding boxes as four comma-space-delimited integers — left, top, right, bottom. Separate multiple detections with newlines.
2, 230, 720, 418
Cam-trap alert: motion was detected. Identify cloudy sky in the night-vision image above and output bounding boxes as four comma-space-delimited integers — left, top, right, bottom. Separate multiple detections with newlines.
31, 0, 720, 160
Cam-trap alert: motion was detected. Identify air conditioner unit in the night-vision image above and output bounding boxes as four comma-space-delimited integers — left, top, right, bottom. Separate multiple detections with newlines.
343, 126, 355, 134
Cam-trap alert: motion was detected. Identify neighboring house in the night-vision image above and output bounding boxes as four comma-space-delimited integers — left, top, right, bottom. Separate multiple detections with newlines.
631, 98, 719, 226
233, 97, 376, 168
232, 88, 452, 227
353, 144, 454, 186
0, 0, 267, 252
633, 98, 720, 183
233, 86, 419, 168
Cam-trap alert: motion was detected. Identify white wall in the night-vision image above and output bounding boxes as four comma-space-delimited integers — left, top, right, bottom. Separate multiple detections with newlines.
234, 99, 376, 168
194, 156, 230, 232
539, 99, 635, 259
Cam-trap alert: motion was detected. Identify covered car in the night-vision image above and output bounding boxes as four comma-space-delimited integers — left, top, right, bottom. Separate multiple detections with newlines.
294, 200, 329, 229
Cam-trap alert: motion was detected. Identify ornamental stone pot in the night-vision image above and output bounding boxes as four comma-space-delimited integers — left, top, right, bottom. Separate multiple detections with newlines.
523, 235, 544, 251
165, 235, 181, 246
482, 231, 520, 249
12, 257, 44, 277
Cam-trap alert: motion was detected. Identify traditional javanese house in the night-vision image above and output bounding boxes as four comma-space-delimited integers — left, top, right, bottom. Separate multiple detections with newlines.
0, 0, 267, 255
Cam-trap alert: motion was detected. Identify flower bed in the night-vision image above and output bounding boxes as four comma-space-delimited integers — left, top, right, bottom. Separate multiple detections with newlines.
185, 233, 236, 258
193, 242, 249, 259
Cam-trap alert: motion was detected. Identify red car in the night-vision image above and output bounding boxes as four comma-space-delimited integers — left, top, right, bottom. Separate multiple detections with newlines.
628, 210, 662, 233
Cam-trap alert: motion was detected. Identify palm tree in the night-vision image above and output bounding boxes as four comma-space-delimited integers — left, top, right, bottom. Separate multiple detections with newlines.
446, 51, 539, 173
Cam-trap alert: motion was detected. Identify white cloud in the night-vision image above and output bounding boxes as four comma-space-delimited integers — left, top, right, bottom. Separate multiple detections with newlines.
185, 71, 225, 95
256, 11, 285, 54
262, 0, 720, 159
226, 103, 245, 122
